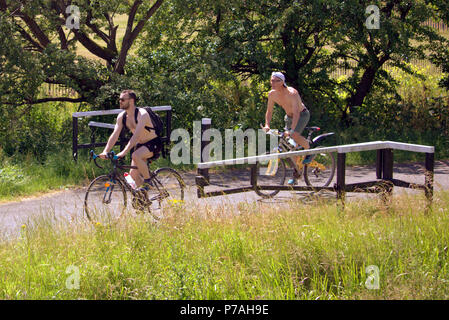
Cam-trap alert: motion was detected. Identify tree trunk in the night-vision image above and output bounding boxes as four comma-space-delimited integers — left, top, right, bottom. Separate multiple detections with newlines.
347, 65, 377, 109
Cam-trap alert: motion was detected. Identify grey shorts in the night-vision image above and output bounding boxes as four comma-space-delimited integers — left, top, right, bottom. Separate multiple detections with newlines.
285, 108, 310, 135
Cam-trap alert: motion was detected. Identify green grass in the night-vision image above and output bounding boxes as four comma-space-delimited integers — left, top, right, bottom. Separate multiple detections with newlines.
0, 151, 95, 203
0, 191, 448, 299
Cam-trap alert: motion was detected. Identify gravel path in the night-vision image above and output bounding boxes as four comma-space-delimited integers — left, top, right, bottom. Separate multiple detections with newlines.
1, 160, 448, 240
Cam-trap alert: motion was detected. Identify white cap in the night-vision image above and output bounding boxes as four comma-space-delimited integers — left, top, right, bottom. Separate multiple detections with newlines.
271, 72, 287, 87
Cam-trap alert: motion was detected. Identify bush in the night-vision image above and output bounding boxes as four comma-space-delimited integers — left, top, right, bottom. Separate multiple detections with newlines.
0, 102, 76, 161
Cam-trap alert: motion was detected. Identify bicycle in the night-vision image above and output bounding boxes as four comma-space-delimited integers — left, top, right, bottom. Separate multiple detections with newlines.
255, 126, 336, 198
84, 150, 186, 225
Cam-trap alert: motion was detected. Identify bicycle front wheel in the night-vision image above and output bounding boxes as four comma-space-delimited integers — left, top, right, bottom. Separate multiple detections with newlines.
303, 152, 336, 188
254, 155, 287, 198
146, 167, 185, 220
84, 175, 127, 225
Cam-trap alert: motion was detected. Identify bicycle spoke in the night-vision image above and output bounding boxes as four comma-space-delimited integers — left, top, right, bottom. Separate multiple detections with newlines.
304, 152, 336, 187
255, 155, 287, 198
146, 168, 185, 220
84, 175, 127, 225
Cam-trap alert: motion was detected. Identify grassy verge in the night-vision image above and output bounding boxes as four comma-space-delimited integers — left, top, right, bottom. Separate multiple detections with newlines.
0, 148, 197, 203
0, 151, 96, 203
0, 191, 448, 299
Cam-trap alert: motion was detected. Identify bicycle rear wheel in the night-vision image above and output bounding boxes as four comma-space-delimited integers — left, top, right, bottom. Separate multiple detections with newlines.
254, 155, 287, 198
303, 152, 336, 188
146, 167, 185, 220
84, 175, 127, 225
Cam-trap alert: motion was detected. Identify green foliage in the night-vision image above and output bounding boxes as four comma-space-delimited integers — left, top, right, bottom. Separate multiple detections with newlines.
0, 102, 74, 160
0, 0, 166, 107
1, 0, 448, 165
336, 63, 449, 161
1, 192, 449, 299
0, 164, 28, 185
0, 149, 101, 201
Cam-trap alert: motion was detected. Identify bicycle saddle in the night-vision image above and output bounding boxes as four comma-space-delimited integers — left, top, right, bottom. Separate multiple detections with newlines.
305, 126, 321, 132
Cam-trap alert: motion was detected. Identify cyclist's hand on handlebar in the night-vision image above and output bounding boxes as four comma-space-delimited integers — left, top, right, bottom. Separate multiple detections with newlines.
116, 150, 127, 159
98, 151, 108, 160
262, 125, 270, 133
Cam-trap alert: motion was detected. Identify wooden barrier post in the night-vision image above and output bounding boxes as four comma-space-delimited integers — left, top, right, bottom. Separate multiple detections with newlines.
425, 152, 434, 210
336, 152, 346, 207
164, 108, 172, 158
376, 149, 383, 179
72, 116, 79, 162
250, 164, 258, 189
200, 118, 211, 183
381, 148, 394, 205
197, 118, 211, 198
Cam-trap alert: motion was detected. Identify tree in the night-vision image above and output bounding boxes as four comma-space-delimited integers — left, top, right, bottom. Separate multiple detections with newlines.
0, 0, 164, 107
143, 0, 445, 128
428, 0, 449, 91
137, 0, 342, 130
332, 0, 445, 125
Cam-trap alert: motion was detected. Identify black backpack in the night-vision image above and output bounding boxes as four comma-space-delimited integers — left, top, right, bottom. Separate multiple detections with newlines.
122, 107, 164, 137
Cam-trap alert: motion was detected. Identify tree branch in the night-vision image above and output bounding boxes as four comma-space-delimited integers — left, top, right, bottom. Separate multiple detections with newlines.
48, 1, 116, 64
114, 0, 164, 74
104, 11, 118, 54
17, 11, 51, 48
57, 25, 68, 50
14, 22, 45, 52
85, 1, 111, 45
2, 96, 85, 106
0, 0, 7, 11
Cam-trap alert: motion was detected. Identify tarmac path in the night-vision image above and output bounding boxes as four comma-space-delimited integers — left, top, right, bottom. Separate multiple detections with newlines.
1, 160, 448, 240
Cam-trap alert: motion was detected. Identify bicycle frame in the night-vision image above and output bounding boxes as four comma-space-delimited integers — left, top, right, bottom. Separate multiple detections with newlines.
90, 151, 164, 199
268, 128, 335, 176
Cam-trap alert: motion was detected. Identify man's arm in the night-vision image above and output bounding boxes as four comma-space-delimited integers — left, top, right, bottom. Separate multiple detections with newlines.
99, 112, 125, 158
264, 91, 275, 132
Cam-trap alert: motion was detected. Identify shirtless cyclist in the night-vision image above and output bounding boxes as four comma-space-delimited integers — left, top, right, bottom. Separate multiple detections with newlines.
99, 90, 162, 192
262, 72, 312, 185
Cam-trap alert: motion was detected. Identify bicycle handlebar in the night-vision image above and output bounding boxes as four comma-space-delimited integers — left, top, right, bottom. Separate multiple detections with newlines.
260, 124, 285, 138
90, 150, 119, 169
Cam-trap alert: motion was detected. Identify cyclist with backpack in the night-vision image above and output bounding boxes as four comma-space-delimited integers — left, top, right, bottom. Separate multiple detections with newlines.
99, 89, 163, 191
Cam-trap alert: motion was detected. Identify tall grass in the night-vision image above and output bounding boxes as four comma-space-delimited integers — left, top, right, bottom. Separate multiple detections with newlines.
0, 191, 448, 299
0, 151, 97, 202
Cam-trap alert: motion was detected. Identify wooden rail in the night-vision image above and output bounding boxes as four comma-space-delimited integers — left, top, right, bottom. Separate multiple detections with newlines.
195, 119, 435, 207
